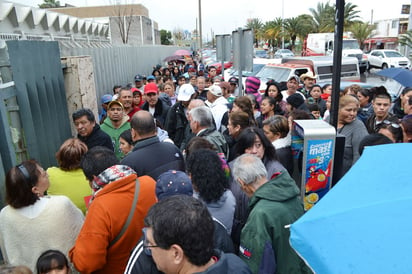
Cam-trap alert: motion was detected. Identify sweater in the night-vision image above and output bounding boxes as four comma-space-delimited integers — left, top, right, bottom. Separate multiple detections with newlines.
100, 115, 131, 159
0, 196, 84, 272
46, 167, 92, 214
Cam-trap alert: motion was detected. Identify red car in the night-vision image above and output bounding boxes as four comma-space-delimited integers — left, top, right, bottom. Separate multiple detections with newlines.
208, 61, 233, 74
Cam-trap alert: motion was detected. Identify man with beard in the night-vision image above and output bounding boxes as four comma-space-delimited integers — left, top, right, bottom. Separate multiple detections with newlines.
119, 88, 139, 121
141, 83, 170, 127
101, 101, 131, 159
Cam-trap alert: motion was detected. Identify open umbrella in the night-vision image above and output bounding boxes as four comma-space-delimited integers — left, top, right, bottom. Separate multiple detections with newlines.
163, 55, 185, 62
174, 49, 192, 56
376, 67, 412, 87
290, 143, 412, 274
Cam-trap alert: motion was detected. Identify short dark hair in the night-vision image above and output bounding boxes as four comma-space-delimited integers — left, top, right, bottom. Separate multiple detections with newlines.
358, 133, 393, 155
6, 160, 40, 208
80, 146, 119, 181
56, 138, 88, 171
234, 126, 278, 161
186, 149, 229, 203
185, 137, 216, 159
72, 108, 95, 123
144, 195, 214, 266
130, 111, 156, 136
371, 86, 391, 102
36, 250, 69, 274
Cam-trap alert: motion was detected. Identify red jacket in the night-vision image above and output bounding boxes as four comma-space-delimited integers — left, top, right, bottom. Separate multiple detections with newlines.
69, 173, 157, 274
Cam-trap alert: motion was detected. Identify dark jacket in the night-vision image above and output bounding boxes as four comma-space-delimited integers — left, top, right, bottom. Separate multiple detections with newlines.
164, 101, 188, 148
124, 222, 236, 274
197, 128, 229, 159
366, 112, 399, 134
78, 124, 113, 151
240, 172, 311, 274
141, 99, 170, 127
121, 136, 185, 180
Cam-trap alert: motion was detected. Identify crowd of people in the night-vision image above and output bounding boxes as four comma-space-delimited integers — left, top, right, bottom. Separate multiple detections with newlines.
1, 54, 412, 274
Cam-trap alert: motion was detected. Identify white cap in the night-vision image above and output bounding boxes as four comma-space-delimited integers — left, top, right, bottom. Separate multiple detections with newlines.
206, 84, 222, 97
177, 84, 195, 101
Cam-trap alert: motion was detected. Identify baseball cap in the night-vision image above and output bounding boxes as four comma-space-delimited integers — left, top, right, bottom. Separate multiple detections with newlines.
101, 94, 112, 104
156, 170, 193, 200
130, 87, 142, 94
144, 82, 158, 94
228, 77, 238, 84
134, 74, 143, 82
107, 100, 124, 110
147, 75, 156, 81
288, 75, 300, 83
207, 84, 223, 97
177, 83, 195, 101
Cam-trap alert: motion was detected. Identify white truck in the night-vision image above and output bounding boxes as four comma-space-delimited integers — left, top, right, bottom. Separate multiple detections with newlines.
303, 32, 368, 74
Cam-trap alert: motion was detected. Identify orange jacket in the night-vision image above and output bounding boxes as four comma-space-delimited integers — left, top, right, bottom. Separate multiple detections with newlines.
69, 173, 157, 274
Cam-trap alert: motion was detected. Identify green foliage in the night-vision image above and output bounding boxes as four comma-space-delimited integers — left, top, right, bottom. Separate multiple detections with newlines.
38, 0, 61, 8
399, 30, 412, 49
349, 22, 376, 50
160, 29, 172, 45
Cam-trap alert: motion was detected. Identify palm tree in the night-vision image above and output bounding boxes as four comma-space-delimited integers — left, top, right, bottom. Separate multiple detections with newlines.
262, 19, 283, 48
310, 2, 335, 32
349, 22, 376, 50
245, 18, 264, 47
38, 0, 61, 8
399, 30, 412, 49
284, 17, 302, 50
343, 2, 362, 29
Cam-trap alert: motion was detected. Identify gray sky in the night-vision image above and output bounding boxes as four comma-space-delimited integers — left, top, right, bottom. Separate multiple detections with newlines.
8, 0, 412, 37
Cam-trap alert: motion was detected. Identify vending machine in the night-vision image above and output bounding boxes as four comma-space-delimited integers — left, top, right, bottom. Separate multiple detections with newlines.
291, 120, 336, 211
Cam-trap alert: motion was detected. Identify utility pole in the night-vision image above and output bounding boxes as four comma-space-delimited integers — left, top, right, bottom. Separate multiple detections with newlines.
198, 0, 203, 50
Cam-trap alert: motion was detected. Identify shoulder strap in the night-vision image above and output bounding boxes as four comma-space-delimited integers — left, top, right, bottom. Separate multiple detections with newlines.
109, 178, 140, 248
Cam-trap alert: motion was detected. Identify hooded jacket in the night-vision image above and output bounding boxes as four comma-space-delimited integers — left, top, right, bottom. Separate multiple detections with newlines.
100, 115, 130, 159
141, 99, 170, 127
239, 172, 310, 274
69, 166, 157, 274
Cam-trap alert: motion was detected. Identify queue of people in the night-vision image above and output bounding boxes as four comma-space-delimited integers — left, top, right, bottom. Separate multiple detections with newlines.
1, 56, 412, 274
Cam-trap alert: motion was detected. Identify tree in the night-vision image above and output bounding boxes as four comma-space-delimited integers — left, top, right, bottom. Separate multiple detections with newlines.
349, 22, 376, 50
343, 2, 362, 29
295, 14, 317, 41
245, 18, 264, 47
112, 5, 135, 44
399, 30, 412, 49
284, 17, 303, 50
310, 2, 335, 32
262, 19, 283, 48
160, 29, 172, 45
38, 0, 61, 8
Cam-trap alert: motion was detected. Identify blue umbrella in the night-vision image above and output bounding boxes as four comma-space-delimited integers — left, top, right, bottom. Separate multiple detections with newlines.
376, 67, 412, 87
290, 143, 412, 274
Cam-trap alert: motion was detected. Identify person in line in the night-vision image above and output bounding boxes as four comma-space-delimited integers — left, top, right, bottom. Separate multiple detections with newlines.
298, 71, 316, 97
392, 87, 412, 120
366, 86, 398, 133
100, 100, 131, 159
356, 88, 373, 125
118, 88, 140, 121
264, 80, 286, 114
232, 154, 311, 274
141, 82, 170, 127
72, 108, 113, 151
121, 111, 185, 180
36, 250, 71, 274
119, 129, 134, 157
186, 149, 236, 234
142, 195, 252, 274
47, 138, 91, 214
337, 95, 369, 175
0, 160, 84, 272
69, 146, 157, 274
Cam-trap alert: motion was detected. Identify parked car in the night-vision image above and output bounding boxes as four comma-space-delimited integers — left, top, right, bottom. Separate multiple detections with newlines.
367, 49, 411, 70
274, 49, 294, 58
254, 49, 269, 58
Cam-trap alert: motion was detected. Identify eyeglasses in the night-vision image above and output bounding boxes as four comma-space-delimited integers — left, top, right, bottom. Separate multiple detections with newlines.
142, 227, 159, 256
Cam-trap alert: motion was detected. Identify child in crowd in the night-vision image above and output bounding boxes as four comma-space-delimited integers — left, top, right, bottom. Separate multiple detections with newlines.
36, 250, 70, 274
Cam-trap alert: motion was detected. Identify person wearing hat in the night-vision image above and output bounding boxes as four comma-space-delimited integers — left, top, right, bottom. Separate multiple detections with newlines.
141, 82, 170, 127
146, 75, 156, 83
281, 75, 306, 102
100, 100, 131, 160
228, 76, 240, 97
164, 84, 196, 148
99, 94, 113, 124
286, 93, 310, 114
134, 74, 144, 89
298, 71, 317, 98
219, 81, 235, 104
206, 84, 229, 132
118, 87, 140, 121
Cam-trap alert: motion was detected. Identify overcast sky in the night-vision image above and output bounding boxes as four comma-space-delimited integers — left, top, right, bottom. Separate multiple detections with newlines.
9, 0, 412, 38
